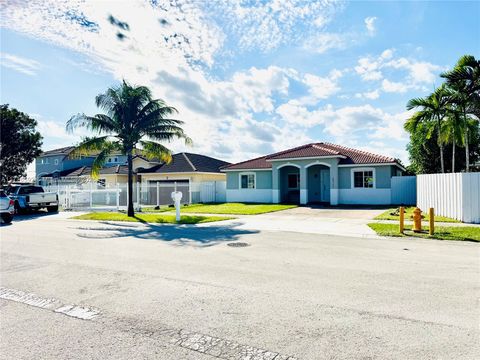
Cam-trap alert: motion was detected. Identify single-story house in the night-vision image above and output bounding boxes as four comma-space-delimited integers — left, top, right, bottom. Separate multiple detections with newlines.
138, 152, 230, 203
221, 142, 405, 205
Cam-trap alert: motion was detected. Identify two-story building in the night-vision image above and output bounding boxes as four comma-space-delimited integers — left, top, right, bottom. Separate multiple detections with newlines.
36, 147, 229, 189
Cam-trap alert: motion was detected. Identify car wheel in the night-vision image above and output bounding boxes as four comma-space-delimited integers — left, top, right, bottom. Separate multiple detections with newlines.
47, 205, 59, 213
1, 213, 13, 224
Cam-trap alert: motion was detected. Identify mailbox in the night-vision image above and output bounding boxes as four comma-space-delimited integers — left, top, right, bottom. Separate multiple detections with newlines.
171, 191, 183, 221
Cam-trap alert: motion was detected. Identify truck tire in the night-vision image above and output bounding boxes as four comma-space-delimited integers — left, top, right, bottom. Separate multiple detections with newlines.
47, 205, 59, 213
1, 213, 13, 224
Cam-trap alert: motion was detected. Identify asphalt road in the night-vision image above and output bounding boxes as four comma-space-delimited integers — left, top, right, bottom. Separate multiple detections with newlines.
1, 214, 479, 359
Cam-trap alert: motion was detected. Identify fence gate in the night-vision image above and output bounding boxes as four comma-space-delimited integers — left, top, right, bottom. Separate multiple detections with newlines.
391, 176, 416, 205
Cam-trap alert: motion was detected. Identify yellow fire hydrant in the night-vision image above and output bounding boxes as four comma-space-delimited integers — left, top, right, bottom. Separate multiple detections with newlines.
412, 207, 422, 233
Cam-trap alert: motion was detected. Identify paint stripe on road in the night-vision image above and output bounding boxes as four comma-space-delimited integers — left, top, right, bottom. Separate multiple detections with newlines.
1, 287, 296, 359
0, 287, 100, 320
170, 329, 298, 360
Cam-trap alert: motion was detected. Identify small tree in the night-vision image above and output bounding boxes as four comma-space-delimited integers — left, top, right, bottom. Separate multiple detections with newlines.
67, 81, 191, 217
0, 104, 43, 184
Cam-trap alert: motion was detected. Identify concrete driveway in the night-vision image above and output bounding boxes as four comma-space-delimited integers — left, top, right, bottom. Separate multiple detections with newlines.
210, 206, 388, 238
272, 205, 387, 219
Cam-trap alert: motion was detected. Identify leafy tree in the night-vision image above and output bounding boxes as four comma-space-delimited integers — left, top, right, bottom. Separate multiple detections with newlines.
405, 85, 450, 173
406, 120, 480, 174
441, 55, 480, 172
67, 81, 191, 217
0, 104, 43, 184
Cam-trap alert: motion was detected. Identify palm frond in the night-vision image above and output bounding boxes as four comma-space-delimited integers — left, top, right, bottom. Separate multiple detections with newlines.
69, 136, 110, 159
139, 140, 172, 163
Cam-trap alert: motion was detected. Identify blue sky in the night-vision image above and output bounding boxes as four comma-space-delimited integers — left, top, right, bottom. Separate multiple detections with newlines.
1, 0, 479, 176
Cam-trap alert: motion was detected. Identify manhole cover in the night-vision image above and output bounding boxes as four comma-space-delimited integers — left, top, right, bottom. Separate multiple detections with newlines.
227, 242, 250, 248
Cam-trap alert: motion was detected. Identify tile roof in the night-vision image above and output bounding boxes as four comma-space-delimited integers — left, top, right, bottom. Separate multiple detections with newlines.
139, 153, 230, 174
223, 142, 399, 170
41, 165, 129, 178
40, 146, 76, 157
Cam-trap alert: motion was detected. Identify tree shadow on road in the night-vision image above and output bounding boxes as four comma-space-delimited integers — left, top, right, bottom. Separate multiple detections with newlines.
74, 221, 258, 247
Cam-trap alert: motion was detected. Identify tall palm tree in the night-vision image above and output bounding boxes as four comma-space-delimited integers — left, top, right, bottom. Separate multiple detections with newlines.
441, 55, 480, 172
67, 80, 191, 217
405, 85, 450, 173
440, 109, 464, 173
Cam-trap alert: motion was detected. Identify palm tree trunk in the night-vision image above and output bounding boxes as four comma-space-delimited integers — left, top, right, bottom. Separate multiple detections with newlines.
452, 138, 455, 173
127, 151, 134, 217
464, 127, 470, 173
437, 117, 445, 173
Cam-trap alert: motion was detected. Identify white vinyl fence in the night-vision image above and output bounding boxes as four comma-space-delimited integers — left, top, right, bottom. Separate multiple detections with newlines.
391, 176, 416, 205
417, 173, 480, 223
44, 180, 226, 211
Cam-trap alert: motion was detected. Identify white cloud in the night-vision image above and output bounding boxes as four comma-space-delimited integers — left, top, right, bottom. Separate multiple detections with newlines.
276, 103, 411, 152
355, 89, 380, 99
354, 57, 383, 81
381, 79, 409, 93
364, 16, 377, 35
354, 49, 444, 97
369, 110, 412, 142
210, 0, 342, 51
304, 33, 351, 54
0, 52, 41, 76
300, 69, 342, 104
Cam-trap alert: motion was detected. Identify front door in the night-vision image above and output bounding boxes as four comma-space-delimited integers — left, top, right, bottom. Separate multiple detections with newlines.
308, 168, 322, 202
320, 169, 330, 202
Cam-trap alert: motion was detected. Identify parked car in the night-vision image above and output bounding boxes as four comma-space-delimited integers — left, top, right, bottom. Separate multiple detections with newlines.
0, 190, 15, 224
6, 184, 59, 213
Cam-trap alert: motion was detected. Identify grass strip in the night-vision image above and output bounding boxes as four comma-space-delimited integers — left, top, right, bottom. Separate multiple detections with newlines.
374, 206, 459, 223
71, 212, 233, 224
142, 202, 297, 215
368, 223, 480, 242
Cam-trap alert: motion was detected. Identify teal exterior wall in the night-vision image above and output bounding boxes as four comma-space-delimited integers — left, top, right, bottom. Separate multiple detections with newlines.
226, 172, 238, 189
338, 165, 397, 189
226, 170, 272, 189
376, 166, 392, 188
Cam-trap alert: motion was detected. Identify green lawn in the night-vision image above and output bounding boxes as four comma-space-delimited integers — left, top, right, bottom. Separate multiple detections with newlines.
374, 206, 459, 223
368, 223, 480, 242
143, 203, 297, 215
71, 212, 233, 224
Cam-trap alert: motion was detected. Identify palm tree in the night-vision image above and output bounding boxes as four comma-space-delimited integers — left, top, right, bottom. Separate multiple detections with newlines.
405, 85, 450, 173
441, 55, 480, 172
440, 109, 464, 173
67, 80, 191, 217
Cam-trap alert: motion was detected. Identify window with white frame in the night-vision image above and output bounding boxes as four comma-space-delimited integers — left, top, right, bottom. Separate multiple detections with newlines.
45, 158, 49, 164
353, 169, 374, 188
287, 173, 299, 189
240, 173, 255, 189
54, 159, 59, 165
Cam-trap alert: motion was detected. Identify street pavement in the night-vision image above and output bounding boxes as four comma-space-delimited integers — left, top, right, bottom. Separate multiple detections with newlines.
1, 212, 479, 359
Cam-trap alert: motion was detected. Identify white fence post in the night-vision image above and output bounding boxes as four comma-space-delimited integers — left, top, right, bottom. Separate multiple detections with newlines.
116, 183, 120, 211
136, 181, 140, 208
89, 181, 93, 209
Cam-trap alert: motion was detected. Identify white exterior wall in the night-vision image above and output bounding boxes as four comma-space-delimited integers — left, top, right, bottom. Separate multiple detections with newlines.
226, 189, 273, 203
417, 173, 480, 223
338, 189, 392, 205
